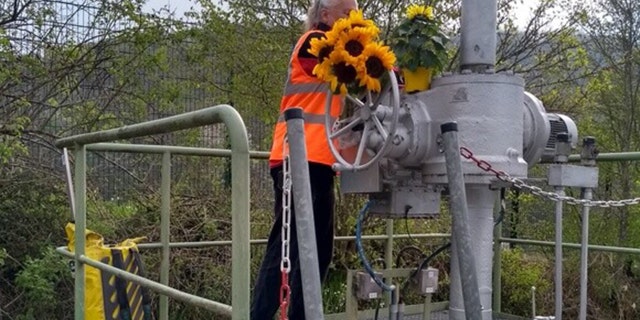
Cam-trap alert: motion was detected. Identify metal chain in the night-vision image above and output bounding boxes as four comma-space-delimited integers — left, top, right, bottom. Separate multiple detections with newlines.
459, 146, 640, 207
279, 138, 292, 320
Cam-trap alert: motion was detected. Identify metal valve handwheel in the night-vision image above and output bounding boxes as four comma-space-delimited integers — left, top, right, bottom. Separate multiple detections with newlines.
324, 70, 400, 171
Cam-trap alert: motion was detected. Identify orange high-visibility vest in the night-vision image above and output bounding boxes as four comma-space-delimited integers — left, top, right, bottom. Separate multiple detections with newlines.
269, 30, 342, 166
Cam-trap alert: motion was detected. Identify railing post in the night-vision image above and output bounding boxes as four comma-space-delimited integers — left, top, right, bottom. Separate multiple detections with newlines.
225, 109, 251, 320
492, 192, 502, 313
160, 151, 171, 320
74, 145, 87, 320
385, 219, 394, 306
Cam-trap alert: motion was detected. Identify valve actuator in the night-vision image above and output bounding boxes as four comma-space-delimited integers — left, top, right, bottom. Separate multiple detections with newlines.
326, 71, 578, 218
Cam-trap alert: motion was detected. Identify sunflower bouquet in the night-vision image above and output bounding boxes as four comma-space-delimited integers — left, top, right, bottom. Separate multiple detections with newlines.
388, 4, 448, 73
308, 10, 396, 95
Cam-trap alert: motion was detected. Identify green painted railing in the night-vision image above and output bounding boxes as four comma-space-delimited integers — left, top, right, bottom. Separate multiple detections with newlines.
55, 105, 252, 320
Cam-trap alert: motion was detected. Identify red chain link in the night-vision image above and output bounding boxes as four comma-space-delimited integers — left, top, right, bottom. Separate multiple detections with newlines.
279, 271, 290, 320
459, 146, 509, 181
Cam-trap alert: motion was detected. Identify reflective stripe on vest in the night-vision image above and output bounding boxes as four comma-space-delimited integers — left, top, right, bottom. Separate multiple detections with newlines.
284, 82, 328, 96
269, 29, 342, 166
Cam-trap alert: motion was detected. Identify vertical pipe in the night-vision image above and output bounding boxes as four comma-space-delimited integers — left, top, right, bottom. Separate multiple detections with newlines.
159, 152, 171, 320
226, 108, 251, 320
492, 192, 502, 313
423, 293, 432, 320
63, 148, 76, 221
74, 145, 87, 320
441, 123, 483, 320
554, 186, 565, 320
466, 185, 496, 320
346, 270, 357, 320
284, 108, 325, 319
579, 188, 593, 320
460, 0, 497, 69
385, 219, 394, 307
532, 286, 537, 318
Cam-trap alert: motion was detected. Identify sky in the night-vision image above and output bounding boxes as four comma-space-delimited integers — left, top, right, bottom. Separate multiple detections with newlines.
142, 0, 543, 28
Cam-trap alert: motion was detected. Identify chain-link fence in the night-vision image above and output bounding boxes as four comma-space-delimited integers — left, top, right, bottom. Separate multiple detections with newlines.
4, 0, 274, 209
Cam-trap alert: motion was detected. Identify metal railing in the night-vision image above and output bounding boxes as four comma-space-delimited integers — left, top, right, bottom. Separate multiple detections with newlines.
55, 104, 253, 320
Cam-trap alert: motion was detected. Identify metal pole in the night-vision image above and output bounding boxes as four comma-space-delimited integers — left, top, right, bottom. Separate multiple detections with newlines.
492, 192, 502, 313
460, 0, 497, 69
159, 152, 171, 320
531, 286, 537, 318
228, 112, 251, 320
440, 122, 483, 320
579, 188, 592, 320
423, 293, 432, 320
62, 148, 76, 221
554, 186, 565, 320
284, 108, 325, 320
73, 145, 86, 320
385, 219, 394, 308
578, 136, 597, 320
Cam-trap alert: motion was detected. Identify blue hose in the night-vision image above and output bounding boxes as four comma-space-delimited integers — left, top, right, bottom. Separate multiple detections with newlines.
356, 201, 395, 292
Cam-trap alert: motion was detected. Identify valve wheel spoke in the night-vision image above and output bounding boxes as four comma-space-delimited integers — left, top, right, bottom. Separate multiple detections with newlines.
354, 122, 371, 166
330, 117, 363, 139
324, 70, 400, 171
371, 115, 388, 141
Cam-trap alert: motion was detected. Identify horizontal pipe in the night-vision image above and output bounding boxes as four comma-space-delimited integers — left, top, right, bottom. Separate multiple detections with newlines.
86, 143, 270, 159
136, 233, 452, 249
568, 152, 640, 162
500, 238, 640, 254
56, 105, 239, 148
135, 235, 640, 256
56, 247, 233, 317
81, 145, 640, 163
324, 301, 449, 320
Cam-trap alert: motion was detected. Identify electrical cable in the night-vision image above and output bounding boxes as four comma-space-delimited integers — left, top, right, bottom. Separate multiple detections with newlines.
399, 188, 508, 299
356, 200, 395, 292
395, 245, 425, 268
403, 205, 417, 245
400, 241, 451, 296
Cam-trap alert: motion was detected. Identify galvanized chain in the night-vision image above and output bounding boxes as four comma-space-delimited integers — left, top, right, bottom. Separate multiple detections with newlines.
279, 138, 292, 319
459, 147, 640, 208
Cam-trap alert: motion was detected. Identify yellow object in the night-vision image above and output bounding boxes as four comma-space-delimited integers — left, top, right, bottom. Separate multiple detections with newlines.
65, 223, 151, 320
402, 67, 432, 93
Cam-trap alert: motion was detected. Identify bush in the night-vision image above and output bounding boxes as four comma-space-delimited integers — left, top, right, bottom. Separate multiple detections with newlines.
500, 248, 552, 317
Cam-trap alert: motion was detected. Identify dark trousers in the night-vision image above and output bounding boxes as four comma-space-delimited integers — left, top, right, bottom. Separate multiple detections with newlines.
250, 163, 335, 320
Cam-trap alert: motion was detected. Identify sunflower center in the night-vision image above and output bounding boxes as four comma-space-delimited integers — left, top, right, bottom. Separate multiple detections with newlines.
334, 62, 357, 83
345, 40, 364, 57
318, 45, 334, 61
365, 56, 385, 78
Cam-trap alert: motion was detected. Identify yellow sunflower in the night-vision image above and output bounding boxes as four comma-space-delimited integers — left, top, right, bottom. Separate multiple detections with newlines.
406, 4, 434, 20
333, 26, 378, 61
308, 37, 335, 63
329, 75, 348, 95
325, 17, 352, 40
312, 58, 332, 82
357, 42, 396, 92
347, 10, 377, 31
327, 50, 358, 95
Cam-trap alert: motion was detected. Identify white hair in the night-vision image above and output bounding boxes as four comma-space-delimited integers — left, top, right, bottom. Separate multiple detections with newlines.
305, 0, 340, 31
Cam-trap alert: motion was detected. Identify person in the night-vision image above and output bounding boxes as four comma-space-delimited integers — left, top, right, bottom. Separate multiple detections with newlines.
250, 0, 358, 319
